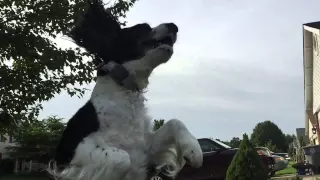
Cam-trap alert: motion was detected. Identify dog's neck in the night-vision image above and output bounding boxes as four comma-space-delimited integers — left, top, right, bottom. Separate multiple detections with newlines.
90, 75, 144, 100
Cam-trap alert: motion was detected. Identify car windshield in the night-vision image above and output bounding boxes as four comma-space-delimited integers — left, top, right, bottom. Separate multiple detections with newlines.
212, 139, 232, 149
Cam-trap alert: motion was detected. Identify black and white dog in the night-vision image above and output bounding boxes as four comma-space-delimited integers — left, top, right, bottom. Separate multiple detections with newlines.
50, 1, 202, 180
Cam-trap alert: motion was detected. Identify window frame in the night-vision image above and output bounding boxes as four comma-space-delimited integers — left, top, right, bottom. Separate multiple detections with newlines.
198, 139, 222, 153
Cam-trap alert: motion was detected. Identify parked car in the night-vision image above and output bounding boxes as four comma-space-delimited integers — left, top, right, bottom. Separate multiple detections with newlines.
161, 138, 274, 180
273, 155, 289, 171
255, 147, 289, 173
255, 147, 291, 161
272, 152, 291, 161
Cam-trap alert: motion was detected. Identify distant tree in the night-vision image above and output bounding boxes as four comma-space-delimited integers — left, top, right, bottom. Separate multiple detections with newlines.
288, 142, 296, 160
0, 0, 138, 127
153, 119, 165, 131
251, 120, 287, 152
226, 134, 268, 180
264, 140, 279, 152
0, 110, 16, 135
6, 116, 65, 163
285, 134, 296, 145
285, 134, 296, 157
229, 137, 241, 148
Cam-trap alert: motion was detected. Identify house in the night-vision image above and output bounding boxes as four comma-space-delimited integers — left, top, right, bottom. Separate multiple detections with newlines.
0, 133, 47, 172
303, 21, 320, 145
0, 134, 15, 159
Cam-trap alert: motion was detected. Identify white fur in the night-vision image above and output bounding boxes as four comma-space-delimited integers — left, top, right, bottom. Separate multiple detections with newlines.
49, 27, 202, 180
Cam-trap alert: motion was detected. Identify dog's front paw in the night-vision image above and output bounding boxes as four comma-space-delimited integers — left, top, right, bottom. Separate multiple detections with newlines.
180, 135, 203, 168
166, 119, 203, 168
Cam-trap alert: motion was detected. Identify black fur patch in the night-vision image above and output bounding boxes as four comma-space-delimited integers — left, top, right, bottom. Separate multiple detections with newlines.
69, 0, 120, 63
68, 0, 152, 65
54, 101, 100, 165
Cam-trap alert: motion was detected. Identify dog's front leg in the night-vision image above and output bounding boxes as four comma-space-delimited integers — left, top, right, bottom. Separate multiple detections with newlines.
149, 119, 203, 170
50, 136, 131, 180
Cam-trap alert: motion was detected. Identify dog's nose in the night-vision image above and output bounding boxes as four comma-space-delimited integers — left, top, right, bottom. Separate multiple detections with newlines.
166, 23, 178, 33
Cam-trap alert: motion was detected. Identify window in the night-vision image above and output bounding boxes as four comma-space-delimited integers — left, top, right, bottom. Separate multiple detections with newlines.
198, 139, 221, 153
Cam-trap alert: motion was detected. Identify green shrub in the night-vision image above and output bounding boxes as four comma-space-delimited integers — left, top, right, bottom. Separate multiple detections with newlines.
226, 134, 268, 180
0, 158, 15, 176
14, 171, 49, 177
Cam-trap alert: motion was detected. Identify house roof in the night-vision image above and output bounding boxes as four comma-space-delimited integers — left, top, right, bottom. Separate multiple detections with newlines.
304, 21, 320, 29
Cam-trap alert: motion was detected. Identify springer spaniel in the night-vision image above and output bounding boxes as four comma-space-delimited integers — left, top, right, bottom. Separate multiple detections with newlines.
49, 1, 202, 180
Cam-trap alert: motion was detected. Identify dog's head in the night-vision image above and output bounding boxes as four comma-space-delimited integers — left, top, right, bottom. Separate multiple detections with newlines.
70, 0, 178, 90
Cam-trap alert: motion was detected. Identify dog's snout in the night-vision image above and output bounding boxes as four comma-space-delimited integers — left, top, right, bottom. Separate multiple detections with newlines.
166, 23, 178, 33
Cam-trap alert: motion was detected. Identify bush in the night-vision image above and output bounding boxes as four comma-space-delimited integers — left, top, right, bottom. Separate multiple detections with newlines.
226, 134, 268, 180
0, 158, 15, 176
14, 171, 49, 177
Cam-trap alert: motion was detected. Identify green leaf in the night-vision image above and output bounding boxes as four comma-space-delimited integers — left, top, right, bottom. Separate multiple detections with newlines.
0, 0, 138, 127
251, 120, 288, 152
5, 116, 66, 162
153, 119, 165, 131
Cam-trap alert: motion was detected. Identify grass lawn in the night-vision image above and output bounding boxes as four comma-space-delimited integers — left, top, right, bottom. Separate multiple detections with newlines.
1, 177, 47, 180
1, 174, 49, 180
1, 177, 48, 180
275, 161, 297, 177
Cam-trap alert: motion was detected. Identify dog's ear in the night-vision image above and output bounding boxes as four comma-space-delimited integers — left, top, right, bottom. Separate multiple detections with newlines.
69, 0, 121, 61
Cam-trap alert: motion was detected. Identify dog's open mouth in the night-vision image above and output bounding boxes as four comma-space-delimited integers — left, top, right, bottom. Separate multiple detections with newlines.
143, 34, 175, 48
159, 35, 174, 46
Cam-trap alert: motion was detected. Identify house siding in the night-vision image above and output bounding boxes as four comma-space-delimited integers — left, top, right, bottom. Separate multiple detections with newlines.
313, 34, 320, 114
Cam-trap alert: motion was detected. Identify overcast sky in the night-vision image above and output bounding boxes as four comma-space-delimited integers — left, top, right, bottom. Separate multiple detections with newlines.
39, 0, 320, 141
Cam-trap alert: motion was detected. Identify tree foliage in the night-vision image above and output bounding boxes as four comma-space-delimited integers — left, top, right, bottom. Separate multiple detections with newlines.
229, 137, 241, 148
226, 134, 268, 180
153, 119, 165, 131
217, 137, 241, 148
0, 0, 137, 127
264, 140, 278, 152
6, 116, 65, 162
285, 134, 296, 145
251, 120, 287, 152
0, 110, 16, 135
285, 134, 296, 157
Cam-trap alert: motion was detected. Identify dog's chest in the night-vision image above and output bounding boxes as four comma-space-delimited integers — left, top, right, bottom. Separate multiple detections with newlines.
91, 93, 147, 147
91, 93, 150, 180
